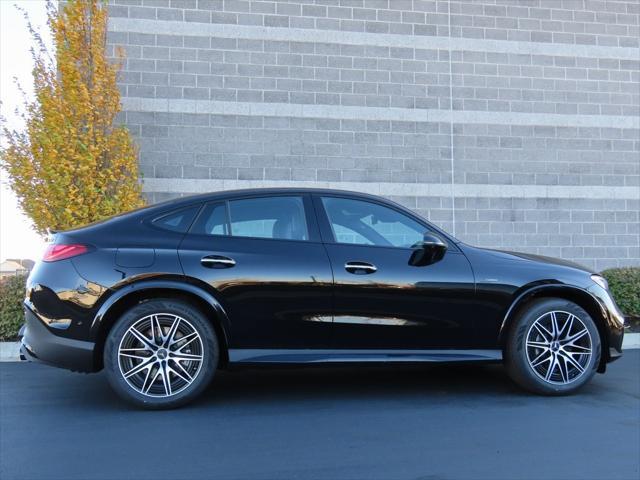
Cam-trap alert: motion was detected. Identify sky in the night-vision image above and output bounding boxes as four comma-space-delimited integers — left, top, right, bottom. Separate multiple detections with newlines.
1, 0, 50, 262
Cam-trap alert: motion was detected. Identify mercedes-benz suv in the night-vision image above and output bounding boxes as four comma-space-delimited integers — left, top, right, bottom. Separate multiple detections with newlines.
21, 189, 625, 408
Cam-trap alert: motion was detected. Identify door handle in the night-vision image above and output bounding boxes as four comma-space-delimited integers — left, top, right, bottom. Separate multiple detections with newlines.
345, 261, 377, 274
201, 255, 236, 268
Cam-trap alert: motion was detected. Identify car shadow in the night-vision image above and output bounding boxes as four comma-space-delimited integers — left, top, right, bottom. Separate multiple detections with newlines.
73, 362, 524, 411
195, 361, 525, 407
3, 359, 620, 414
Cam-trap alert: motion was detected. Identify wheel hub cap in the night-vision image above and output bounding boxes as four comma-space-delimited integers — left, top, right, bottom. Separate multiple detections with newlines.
117, 313, 204, 398
525, 310, 592, 385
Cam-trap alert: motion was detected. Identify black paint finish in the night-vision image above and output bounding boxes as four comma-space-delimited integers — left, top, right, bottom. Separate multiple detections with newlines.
323, 243, 477, 349
20, 188, 625, 374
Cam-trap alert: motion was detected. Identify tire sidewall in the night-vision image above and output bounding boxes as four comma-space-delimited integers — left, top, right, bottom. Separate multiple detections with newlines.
104, 299, 218, 409
506, 298, 601, 395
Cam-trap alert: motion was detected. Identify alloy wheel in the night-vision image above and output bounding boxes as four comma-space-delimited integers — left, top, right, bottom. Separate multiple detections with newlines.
525, 310, 592, 385
117, 313, 204, 397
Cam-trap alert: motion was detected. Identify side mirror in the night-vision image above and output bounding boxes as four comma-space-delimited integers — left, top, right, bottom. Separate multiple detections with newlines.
408, 233, 448, 267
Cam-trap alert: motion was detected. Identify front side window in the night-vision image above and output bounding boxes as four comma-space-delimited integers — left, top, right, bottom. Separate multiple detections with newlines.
191, 196, 308, 241
331, 224, 373, 245
321, 197, 425, 248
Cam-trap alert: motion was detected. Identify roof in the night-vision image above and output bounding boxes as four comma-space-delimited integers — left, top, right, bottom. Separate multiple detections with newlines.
157, 187, 393, 207
6, 258, 35, 270
0, 260, 28, 273
89, 188, 391, 222
60, 188, 460, 243
61, 188, 392, 234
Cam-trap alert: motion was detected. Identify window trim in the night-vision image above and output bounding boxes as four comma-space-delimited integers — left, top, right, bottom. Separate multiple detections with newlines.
189, 201, 230, 237
187, 193, 321, 243
312, 193, 460, 253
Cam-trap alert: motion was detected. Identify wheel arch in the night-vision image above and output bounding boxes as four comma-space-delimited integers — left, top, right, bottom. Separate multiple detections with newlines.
91, 279, 231, 370
498, 284, 610, 372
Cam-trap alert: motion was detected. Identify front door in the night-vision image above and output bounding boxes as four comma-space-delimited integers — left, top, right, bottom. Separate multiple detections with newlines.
179, 194, 334, 349
314, 195, 477, 349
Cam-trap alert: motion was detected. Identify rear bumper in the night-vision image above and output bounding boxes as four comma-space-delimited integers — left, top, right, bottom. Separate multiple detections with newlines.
21, 305, 96, 373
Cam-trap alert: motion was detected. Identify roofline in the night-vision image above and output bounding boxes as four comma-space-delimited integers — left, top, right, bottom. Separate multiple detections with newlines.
144, 187, 401, 211
70, 187, 460, 244
171, 187, 390, 200
160, 187, 460, 244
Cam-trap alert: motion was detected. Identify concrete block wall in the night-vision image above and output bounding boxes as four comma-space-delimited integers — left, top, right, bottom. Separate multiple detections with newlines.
106, 0, 640, 270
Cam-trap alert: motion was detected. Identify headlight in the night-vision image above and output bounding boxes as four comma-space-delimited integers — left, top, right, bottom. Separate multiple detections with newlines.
591, 274, 608, 290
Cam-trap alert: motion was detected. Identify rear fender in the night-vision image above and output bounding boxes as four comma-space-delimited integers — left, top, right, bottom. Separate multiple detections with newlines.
91, 279, 231, 345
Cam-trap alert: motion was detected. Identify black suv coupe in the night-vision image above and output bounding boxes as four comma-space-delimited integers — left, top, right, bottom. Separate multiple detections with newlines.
21, 189, 625, 408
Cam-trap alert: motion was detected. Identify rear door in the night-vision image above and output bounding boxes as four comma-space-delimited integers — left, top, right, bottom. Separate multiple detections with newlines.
178, 194, 334, 349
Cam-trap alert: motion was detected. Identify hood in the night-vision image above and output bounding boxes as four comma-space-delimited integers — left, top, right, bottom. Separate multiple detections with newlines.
470, 246, 595, 274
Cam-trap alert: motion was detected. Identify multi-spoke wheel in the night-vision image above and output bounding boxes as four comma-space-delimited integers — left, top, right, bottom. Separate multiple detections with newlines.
505, 298, 601, 395
118, 313, 204, 397
105, 299, 218, 409
526, 310, 592, 385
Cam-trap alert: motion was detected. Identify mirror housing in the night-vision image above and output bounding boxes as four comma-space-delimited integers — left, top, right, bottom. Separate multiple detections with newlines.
408, 233, 448, 267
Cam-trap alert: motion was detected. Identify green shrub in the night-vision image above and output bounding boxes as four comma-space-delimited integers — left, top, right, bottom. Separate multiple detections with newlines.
601, 267, 640, 318
0, 274, 27, 341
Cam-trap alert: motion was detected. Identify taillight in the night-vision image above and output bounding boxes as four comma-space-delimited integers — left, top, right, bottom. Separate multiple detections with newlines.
43, 244, 90, 262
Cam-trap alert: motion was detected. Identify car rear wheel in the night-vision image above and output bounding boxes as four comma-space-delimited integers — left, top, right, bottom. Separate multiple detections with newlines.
104, 299, 218, 409
505, 298, 601, 395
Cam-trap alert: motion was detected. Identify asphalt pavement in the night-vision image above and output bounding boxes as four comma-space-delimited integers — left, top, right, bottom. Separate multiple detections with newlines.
1, 351, 639, 480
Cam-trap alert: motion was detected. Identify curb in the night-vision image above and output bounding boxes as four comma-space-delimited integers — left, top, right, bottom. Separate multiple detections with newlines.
623, 332, 640, 349
1, 333, 639, 362
0, 342, 21, 362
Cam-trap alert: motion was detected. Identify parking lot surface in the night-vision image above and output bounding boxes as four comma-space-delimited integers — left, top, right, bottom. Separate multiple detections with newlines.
1, 351, 638, 480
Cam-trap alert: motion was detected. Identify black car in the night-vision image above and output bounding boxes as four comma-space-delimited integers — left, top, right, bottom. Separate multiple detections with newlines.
21, 189, 625, 408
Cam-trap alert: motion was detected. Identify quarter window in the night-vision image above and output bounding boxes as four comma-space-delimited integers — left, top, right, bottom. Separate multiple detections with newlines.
321, 197, 425, 248
152, 205, 200, 233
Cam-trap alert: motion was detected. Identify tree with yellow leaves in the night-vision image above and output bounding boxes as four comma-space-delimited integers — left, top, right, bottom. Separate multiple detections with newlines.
1, 0, 144, 236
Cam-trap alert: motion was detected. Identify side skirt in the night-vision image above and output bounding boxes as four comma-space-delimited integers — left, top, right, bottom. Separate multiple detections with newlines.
228, 349, 503, 364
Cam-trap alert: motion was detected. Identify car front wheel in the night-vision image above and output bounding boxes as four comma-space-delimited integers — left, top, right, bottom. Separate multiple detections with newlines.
505, 298, 601, 395
104, 299, 218, 409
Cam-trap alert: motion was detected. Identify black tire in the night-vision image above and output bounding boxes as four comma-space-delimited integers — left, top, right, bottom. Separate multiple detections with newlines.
104, 299, 218, 409
505, 298, 601, 395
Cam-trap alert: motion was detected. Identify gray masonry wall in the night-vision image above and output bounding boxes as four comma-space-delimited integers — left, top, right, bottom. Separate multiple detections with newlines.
106, 0, 640, 270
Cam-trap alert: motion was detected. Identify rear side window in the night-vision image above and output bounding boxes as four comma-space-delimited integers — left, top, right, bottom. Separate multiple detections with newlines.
152, 205, 200, 233
190, 196, 309, 241
229, 197, 308, 240
190, 203, 229, 236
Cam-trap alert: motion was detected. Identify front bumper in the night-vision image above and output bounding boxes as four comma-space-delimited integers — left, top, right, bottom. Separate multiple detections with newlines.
21, 305, 96, 373
586, 284, 625, 367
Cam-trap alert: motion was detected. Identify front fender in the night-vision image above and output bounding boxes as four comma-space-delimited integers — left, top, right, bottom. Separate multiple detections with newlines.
498, 284, 606, 343
497, 283, 618, 370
